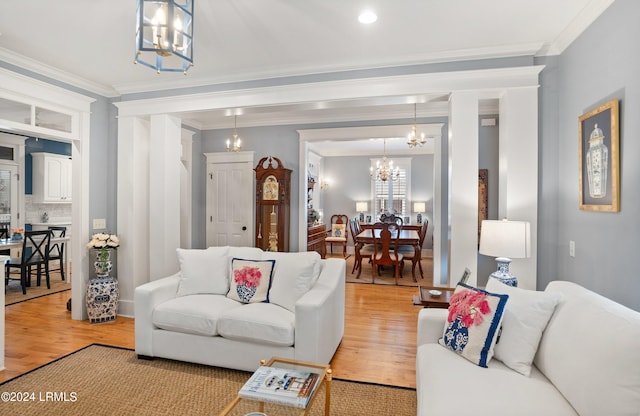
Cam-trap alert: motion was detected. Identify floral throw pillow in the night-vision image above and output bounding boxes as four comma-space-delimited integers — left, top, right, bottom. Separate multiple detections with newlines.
226, 258, 276, 304
439, 283, 509, 368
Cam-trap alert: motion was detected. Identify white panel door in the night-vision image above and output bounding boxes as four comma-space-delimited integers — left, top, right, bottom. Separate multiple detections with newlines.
206, 161, 253, 247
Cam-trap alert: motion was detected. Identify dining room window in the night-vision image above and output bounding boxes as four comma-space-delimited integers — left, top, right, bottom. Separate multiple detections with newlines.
371, 158, 411, 220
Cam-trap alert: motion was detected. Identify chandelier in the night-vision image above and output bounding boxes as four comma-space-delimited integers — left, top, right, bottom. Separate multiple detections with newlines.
135, 0, 194, 74
407, 103, 426, 148
370, 139, 399, 182
226, 115, 242, 152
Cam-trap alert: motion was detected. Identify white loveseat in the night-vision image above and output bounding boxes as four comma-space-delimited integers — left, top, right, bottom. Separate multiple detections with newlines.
135, 246, 345, 372
416, 280, 640, 416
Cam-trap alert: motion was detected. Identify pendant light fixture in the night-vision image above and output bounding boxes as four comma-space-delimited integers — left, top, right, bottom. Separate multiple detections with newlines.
226, 115, 242, 152
407, 103, 426, 148
370, 139, 399, 182
135, 0, 194, 74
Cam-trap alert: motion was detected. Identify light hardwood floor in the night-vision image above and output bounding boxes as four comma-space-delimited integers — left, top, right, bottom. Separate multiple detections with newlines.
2, 277, 426, 388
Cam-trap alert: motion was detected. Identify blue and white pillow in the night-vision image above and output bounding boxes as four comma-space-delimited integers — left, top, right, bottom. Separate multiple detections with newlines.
439, 283, 509, 367
226, 258, 275, 304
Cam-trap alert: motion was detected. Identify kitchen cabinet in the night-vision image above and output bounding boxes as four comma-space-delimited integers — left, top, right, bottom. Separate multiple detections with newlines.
31, 152, 72, 203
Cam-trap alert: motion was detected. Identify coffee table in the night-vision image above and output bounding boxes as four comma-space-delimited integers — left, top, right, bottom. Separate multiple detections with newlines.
219, 357, 332, 416
418, 286, 455, 308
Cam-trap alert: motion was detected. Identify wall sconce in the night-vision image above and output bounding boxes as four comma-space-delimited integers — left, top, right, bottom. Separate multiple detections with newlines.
320, 178, 331, 190
413, 202, 426, 224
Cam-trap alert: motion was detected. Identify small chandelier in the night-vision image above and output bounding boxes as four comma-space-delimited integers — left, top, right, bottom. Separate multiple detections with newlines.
135, 0, 194, 74
226, 115, 242, 152
370, 139, 399, 182
407, 103, 426, 148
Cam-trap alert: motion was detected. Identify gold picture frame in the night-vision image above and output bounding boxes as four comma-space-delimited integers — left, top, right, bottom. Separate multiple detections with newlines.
578, 99, 620, 212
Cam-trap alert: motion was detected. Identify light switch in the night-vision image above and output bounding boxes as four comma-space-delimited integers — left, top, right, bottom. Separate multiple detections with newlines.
569, 240, 575, 257
93, 218, 106, 229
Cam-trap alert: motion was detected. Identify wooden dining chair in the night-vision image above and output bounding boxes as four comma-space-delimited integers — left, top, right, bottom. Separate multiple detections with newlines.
5, 230, 51, 294
326, 214, 348, 257
399, 220, 428, 281
349, 217, 374, 276
371, 222, 403, 284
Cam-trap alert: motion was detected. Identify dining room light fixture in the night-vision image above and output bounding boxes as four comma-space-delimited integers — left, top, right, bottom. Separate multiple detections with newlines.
370, 139, 399, 182
134, 0, 194, 74
226, 115, 242, 152
407, 103, 426, 148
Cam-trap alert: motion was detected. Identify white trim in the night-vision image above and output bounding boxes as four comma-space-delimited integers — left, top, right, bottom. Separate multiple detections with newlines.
0, 47, 118, 98
114, 66, 544, 117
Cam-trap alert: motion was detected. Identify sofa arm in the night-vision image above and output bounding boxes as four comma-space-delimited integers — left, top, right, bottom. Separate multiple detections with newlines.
134, 273, 180, 356
417, 308, 448, 346
294, 258, 346, 364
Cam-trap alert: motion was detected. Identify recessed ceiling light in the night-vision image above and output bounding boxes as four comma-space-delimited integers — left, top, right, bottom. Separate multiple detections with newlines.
358, 10, 378, 24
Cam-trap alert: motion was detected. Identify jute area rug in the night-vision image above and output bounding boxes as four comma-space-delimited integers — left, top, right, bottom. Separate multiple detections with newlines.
0, 344, 416, 416
343, 254, 433, 287
5, 278, 70, 306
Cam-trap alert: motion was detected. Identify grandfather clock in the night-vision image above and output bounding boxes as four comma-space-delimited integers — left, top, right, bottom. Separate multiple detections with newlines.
255, 156, 292, 252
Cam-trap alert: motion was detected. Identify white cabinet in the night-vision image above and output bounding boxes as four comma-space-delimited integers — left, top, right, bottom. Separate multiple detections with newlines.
31, 152, 72, 203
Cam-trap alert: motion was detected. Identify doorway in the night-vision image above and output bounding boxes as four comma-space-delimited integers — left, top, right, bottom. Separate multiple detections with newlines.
205, 151, 255, 248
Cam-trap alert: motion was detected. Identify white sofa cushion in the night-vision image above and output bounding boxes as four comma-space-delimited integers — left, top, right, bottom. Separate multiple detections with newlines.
176, 246, 230, 296
486, 278, 562, 376
152, 294, 242, 336
534, 281, 640, 416
218, 303, 295, 347
416, 343, 578, 416
262, 251, 321, 312
439, 283, 508, 367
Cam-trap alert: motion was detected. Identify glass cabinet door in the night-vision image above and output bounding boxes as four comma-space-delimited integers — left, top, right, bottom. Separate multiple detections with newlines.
0, 163, 18, 231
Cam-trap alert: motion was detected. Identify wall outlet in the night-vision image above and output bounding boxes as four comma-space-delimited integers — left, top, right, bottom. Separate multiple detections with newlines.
93, 218, 106, 229
569, 240, 575, 257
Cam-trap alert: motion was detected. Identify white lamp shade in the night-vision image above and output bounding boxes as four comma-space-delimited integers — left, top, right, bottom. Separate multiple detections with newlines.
356, 202, 368, 212
479, 219, 531, 259
413, 202, 426, 213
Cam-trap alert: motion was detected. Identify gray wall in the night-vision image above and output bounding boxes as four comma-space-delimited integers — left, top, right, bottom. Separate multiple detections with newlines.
538, 0, 640, 310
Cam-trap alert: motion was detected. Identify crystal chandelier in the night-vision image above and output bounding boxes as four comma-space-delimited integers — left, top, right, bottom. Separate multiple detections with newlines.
226, 115, 242, 152
370, 139, 399, 182
135, 0, 194, 74
407, 103, 426, 148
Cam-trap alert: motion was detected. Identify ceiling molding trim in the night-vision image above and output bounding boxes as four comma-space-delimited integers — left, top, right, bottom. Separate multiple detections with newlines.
113, 43, 544, 95
114, 66, 543, 118
537, 0, 614, 56
0, 47, 119, 98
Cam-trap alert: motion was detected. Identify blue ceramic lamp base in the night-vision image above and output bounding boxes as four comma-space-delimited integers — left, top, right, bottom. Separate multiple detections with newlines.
489, 257, 518, 287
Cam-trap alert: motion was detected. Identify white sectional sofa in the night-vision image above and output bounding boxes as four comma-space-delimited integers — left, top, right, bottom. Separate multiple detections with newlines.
135, 246, 345, 372
416, 280, 640, 416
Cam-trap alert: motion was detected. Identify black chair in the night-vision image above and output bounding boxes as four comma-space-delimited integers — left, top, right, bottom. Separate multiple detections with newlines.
0, 228, 9, 256
5, 230, 51, 294
46, 226, 67, 281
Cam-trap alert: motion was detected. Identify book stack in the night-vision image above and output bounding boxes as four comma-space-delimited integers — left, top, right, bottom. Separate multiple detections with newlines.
238, 366, 321, 408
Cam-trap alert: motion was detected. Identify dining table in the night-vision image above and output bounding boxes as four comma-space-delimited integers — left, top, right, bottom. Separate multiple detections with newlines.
355, 228, 421, 282
0, 236, 71, 285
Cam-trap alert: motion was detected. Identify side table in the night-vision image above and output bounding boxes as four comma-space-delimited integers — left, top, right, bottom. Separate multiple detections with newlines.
418, 286, 455, 309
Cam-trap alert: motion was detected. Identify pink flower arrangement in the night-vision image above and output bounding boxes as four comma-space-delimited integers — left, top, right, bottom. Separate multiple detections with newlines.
447, 289, 492, 328
234, 266, 262, 288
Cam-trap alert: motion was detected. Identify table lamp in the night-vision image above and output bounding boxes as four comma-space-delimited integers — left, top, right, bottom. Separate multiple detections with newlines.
479, 219, 531, 287
413, 202, 426, 224
356, 202, 368, 222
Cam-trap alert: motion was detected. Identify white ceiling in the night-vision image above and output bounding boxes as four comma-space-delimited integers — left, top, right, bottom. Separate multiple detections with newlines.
0, 0, 613, 154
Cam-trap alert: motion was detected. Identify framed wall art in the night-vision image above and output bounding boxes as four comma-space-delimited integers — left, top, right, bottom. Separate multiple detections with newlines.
578, 99, 620, 212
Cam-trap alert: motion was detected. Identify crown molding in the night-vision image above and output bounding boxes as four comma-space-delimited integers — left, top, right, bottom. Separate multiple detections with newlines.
537, 0, 614, 56
0, 47, 118, 98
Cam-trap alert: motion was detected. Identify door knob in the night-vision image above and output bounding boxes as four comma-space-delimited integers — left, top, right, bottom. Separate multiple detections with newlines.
242, 226, 247, 231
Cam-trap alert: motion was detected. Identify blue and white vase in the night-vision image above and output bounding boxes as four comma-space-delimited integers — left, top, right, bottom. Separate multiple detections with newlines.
236, 283, 257, 302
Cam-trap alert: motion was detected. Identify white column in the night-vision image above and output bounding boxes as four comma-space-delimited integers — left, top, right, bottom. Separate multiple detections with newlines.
117, 116, 150, 317
448, 91, 479, 287
498, 87, 538, 290
149, 114, 182, 280
432, 125, 447, 285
